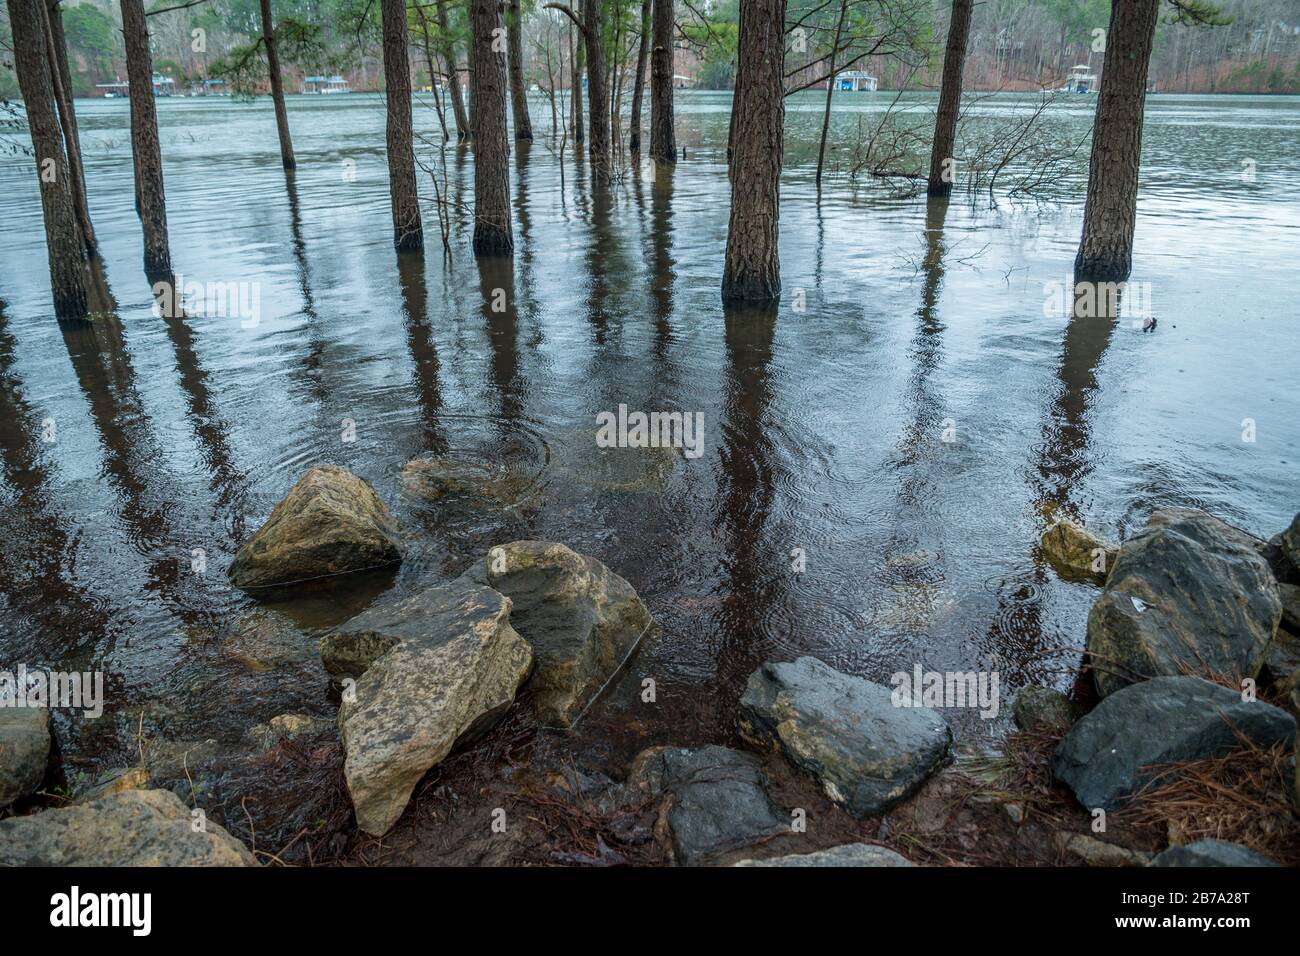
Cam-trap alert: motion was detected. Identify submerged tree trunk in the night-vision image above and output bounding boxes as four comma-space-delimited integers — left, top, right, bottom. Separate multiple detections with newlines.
9, 0, 87, 318
43, 0, 96, 255
570, 21, 584, 146
1074, 0, 1159, 282
121, 0, 171, 277
721, 0, 784, 303
469, 0, 514, 255
927, 0, 972, 197
628, 0, 649, 152
381, 0, 424, 252
649, 0, 675, 162
436, 0, 469, 140
259, 0, 297, 170
581, 0, 610, 171
815, 0, 847, 189
506, 0, 533, 140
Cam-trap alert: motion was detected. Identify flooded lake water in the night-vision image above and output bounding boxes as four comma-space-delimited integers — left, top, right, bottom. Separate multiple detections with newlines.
1, 90, 1297, 850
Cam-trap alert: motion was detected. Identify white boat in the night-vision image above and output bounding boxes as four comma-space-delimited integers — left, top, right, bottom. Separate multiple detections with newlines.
1059, 65, 1098, 94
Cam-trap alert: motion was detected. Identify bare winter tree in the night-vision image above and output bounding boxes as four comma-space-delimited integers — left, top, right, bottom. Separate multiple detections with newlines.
381, 0, 424, 251
259, 0, 297, 170
7, 0, 88, 318
470, 0, 514, 254
436, 0, 470, 140
722, 0, 785, 302
927, 0, 972, 197
121, 0, 172, 276
547, 0, 610, 171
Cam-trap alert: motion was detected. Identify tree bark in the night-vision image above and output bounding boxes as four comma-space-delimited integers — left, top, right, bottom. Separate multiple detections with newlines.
469, 0, 514, 255
580, 0, 609, 171
721, 0, 784, 303
9, 0, 87, 318
628, 0, 649, 152
815, 0, 847, 189
570, 20, 584, 145
927, 0, 971, 197
121, 0, 171, 277
43, 0, 96, 255
259, 0, 296, 170
381, 0, 424, 252
1074, 0, 1159, 282
435, 0, 469, 140
506, 0, 533, 140
649, 0, 675, 162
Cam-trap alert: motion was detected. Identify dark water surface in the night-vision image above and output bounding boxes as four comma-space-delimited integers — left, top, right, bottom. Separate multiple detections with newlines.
1, 92, 1297, 831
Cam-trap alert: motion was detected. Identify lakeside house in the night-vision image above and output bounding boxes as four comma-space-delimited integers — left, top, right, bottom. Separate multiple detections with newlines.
1060, 65, 1099, 93
833, 70, 878, 92
95, 73, 174, 98
303, 75, 351, 95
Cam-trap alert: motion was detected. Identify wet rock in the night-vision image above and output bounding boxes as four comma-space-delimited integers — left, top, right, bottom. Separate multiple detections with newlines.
465, 541, 653, 728
1149, 839, 1279, 867
1276, 583, 1300, 634
549, 428, 682, 494
228, 465, 402, 594
1062, 833, 1151, 867
628, 745, 787, 866
220, 607, 322, 672
1085, 509, 1281, 697
74, 766, 150, 803
738, 657, 951, 817
1013, 686, 1083, 733
1266, 621, 1300, 696
1279, 513, 1300, 578
334, 578, 533, 836
318, 630, 400, 683
245, 714, 330, 751
399, 456, 532, 505
1051, 676, 1296, 810
734, 843, 914, 867
1040, 519, 1117, 584
0, 789, 257, 866
0, 706, 50, 808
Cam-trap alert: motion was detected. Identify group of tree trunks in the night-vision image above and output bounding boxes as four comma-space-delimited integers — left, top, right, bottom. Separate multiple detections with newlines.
12, 0, 1174, 318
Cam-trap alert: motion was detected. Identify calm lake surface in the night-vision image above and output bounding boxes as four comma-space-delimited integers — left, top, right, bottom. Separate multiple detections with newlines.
1, 91, 1297, 831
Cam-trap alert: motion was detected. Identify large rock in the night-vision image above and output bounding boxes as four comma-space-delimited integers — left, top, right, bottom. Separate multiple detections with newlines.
228, 465, 402, 593
1276, 583, 1300, 634
0, 706, 50, 809
629, 745, 787, 866
1086, 509, 1281, 697
738, 657, 951, 817
1279, 512, 1300, 577
465, 541, 653, 728
734, 844, 914, 867
1051, 676, 1296, 810
1040, 519, 1117, 585
331, 578, 533, 835
0, 789, 257, 865
1149, 839, 1279, 867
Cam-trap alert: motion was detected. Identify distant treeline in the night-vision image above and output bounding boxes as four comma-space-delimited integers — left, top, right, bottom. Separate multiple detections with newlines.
2, 0, 1298, 99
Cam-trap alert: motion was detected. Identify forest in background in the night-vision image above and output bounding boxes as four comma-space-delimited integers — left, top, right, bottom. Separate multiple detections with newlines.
2, 0, 1299, 101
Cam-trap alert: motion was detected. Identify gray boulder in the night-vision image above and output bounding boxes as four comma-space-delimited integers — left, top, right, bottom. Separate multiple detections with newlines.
629, 745, 787, 866
465, 541, 653, 728
0, 706, 50, 808
1149, 839, 1279, 867
734, 843, 913, 867
229, 465, 402, 593
0, 789, 257, 866
1051, 676, 1296, 810
331, 578, 533, 835
1279, 513, 1300, 577
1086, 509, 1281, 697
738, 657, 951, 817
1013, 686, 1083, 733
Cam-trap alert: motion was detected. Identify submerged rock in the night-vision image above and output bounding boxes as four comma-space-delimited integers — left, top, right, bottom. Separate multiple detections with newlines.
465, 541, 653, 728
738, 657, 951, 817
0, 789, 257, 866
1085, 509, 1281, 697
244, 714, 330, 751
734, 843, 914, 867
1051, 676, 1296, 810
399, 456, 532, 506
1040, 519, 1118, 584
73, 766, 150, 803
228, 465, 403, 594
1149, 839, 1279, 867
332, 578, 533, 836
1013, 686, 1083, 733
0, 706, 50, 809
629, 745, 787, 866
